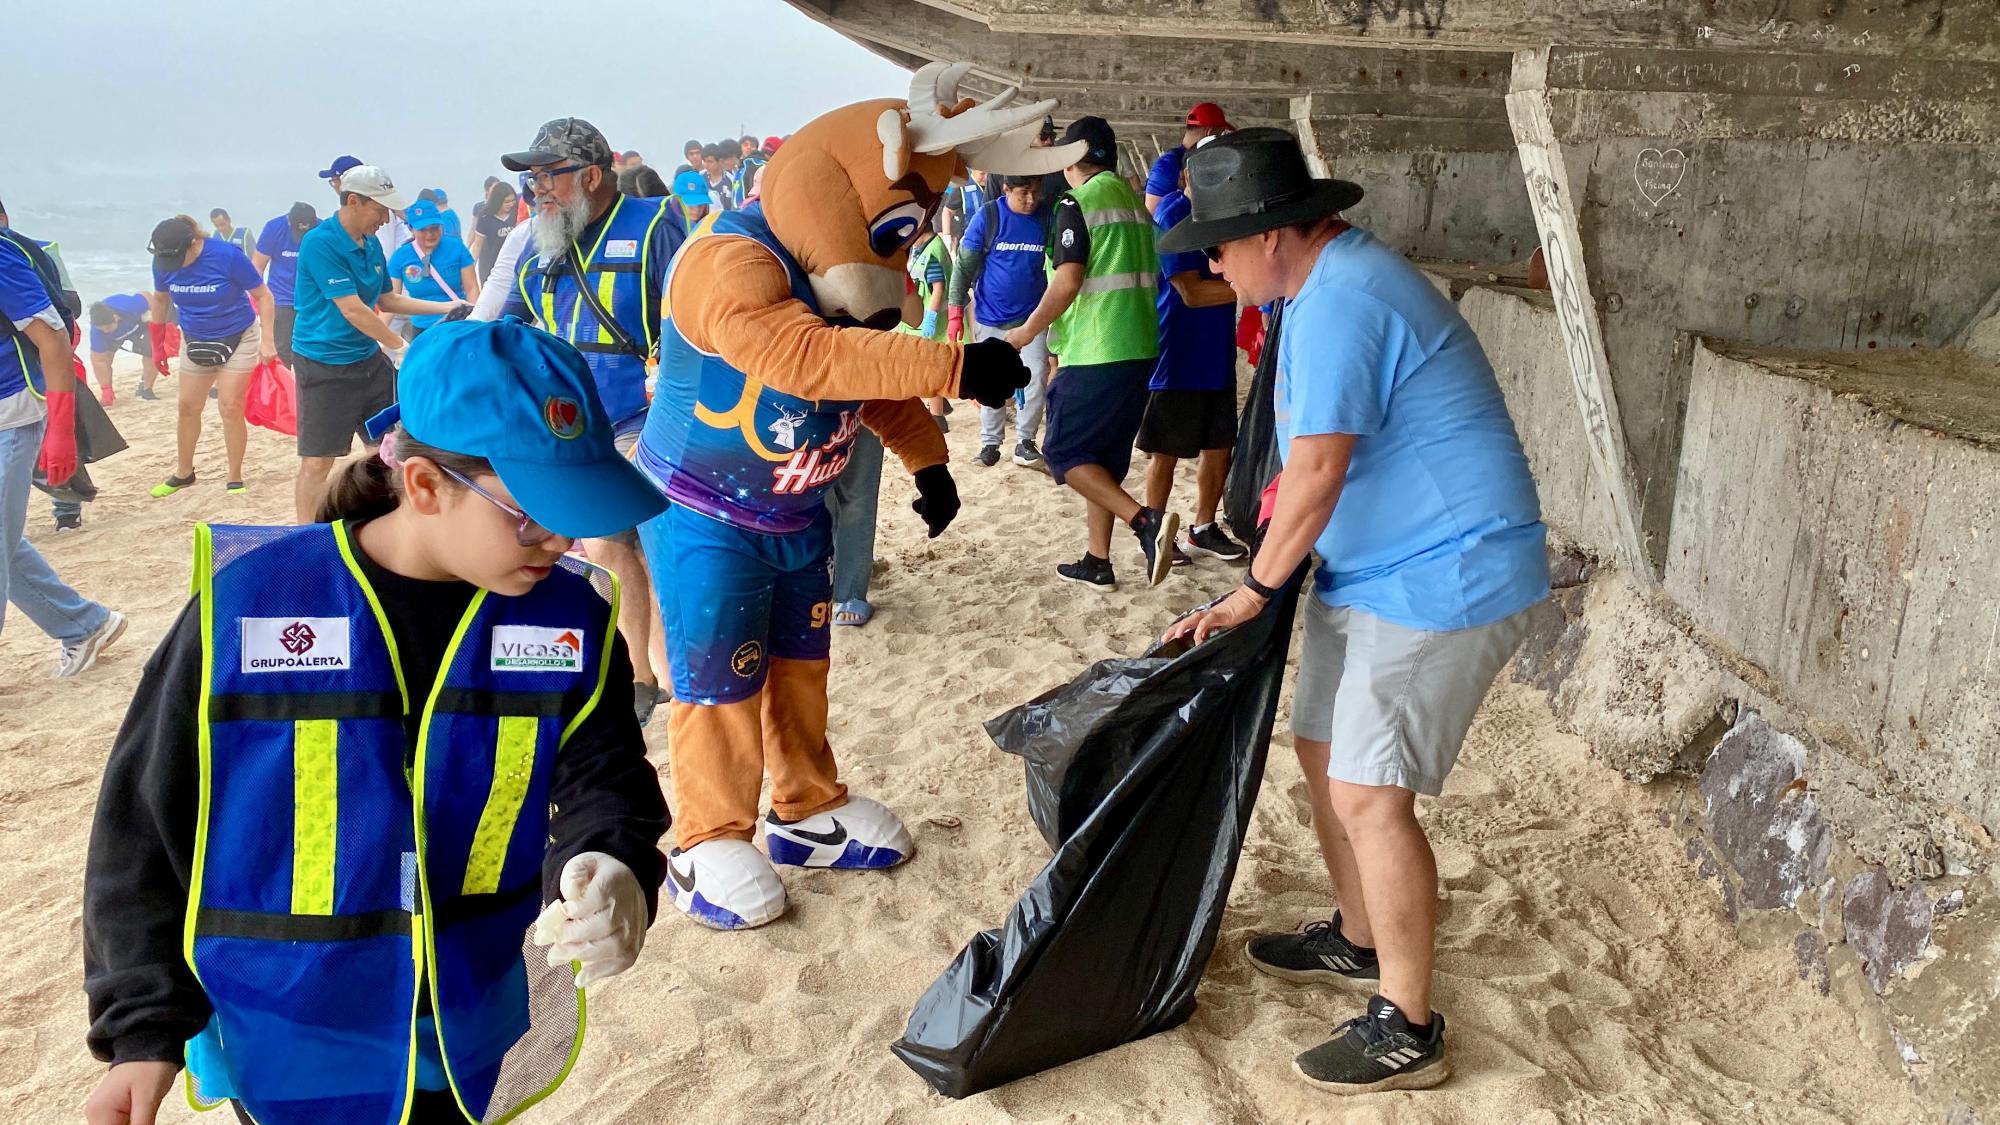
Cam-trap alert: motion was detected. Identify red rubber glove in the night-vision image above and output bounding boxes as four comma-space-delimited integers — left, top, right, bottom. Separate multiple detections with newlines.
39, 390, 78, 487
946, 307, 965, 344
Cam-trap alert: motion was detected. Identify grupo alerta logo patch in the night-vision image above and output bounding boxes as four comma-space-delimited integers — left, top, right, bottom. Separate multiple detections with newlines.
543, 395, 584, 440
491, 625, 586, 673
241, 617, 351, 673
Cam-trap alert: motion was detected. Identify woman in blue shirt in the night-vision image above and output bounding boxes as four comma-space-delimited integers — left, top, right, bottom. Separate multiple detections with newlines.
388, 199, 479, 339
146, 215, 275, 499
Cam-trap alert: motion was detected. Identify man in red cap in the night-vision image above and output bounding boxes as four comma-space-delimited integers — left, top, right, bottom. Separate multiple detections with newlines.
1144, 101, 1234, 216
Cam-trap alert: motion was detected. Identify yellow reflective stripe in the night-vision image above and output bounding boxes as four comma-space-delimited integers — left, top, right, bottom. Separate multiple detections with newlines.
332, 520, 410, 711
595, 269, 618, 345
561, 564, 619, 747
1077, 270, 1157, 295
291, 720, 339, 914
460, 716, 538, 896
183, 523, 217, 968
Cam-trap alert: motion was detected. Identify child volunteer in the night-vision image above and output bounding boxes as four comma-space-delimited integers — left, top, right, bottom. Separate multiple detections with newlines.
82, 318, 671, 1125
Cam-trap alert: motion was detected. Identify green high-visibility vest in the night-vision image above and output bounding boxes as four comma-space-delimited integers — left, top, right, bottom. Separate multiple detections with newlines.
1047, 172, 1159, 366
894, 234, 950, 339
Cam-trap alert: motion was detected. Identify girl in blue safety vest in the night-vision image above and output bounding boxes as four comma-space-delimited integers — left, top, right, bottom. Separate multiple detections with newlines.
81, 318, 671, 1125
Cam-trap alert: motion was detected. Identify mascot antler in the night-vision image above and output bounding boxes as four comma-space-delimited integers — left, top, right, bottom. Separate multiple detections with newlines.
883, 61, 1087, 177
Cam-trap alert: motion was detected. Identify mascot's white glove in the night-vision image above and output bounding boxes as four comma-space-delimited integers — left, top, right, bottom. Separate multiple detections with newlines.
531, 852, 649, 988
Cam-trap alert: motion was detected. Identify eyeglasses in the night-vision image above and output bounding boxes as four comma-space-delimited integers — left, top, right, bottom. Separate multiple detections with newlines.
524, 164, 585, 190
436, 464, 555, 546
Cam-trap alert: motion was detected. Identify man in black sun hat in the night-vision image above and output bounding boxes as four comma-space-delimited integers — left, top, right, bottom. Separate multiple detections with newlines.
1161, 127, 1549, 1096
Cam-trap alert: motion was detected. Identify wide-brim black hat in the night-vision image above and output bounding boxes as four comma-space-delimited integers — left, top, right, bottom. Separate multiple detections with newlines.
1157, 127, 1363, 254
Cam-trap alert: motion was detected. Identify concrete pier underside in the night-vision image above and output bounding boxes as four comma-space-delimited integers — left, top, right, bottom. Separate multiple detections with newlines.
787, 0, 2000, 1117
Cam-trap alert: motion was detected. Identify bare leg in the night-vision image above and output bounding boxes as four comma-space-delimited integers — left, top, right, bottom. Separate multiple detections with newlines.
1195, 447, 1231, 525
173, 371, 217, 478
214, 368, 252, 483
295, 457, 335, 523
583, 538, 656, 690
1144, 453, 1178, 513
1060, 463, 1142, 525
1327, 778, 1437, 1022
1294, 738, 1372, 944
647, 590, 669, 691
1085, 500, 1114, 560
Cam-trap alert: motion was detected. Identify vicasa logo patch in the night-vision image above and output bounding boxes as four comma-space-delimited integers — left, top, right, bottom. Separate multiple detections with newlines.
543, 395, 584, 440
604, 238, 639, 259
492, 626, 585, 673
241, 617, 352, 673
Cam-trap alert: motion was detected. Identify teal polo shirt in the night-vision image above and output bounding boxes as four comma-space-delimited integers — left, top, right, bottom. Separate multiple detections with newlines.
292, 214, 389, 365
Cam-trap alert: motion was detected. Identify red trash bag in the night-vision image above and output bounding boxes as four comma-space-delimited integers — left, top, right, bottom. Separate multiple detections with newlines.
245, 359, 298, 436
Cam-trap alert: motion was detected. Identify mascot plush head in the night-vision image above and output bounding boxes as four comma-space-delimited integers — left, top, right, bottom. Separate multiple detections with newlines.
760, 62, 1085, 330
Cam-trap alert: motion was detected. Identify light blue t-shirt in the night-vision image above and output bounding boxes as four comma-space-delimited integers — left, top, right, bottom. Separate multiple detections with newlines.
1276, 228, 1548, 632
387, 236, 475, 328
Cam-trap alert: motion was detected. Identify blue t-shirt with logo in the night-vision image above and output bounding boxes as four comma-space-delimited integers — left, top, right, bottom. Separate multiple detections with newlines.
292, 214, 390, 365
1145, 146, 1186, 199
152, 240, 261, 339
89, 293, 151, 353
1150, 190, 1235, 392
387, 237, 476, 328
254, 215, 306, 306
959, 199, 1047, 327
1276, 227, 1548, 632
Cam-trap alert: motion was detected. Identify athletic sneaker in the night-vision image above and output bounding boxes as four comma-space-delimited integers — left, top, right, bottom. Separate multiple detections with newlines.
55, 610, 127, 679
54, 512, 83, 532
1137, 543, 1193, 569
976, 444, 1000, 467
135, 386, 158, 401
764, 795, 913, 869
1012, 440, 1043, 467
1130, 507, 1181, 587
1185, 523, 1249, 562
1293, 994, 1450, 1094
1056, 553, 1116, 589
633, 681, 661, 728
666, 839, 788, 930
1247, 913, 1381, 985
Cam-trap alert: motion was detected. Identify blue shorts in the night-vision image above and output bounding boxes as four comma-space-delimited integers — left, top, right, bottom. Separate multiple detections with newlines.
640, 502, 833, 705
1042, 358, 1153, 486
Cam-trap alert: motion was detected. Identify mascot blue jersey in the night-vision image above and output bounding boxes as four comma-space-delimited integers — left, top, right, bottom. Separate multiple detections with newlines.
634, 204, 867, 535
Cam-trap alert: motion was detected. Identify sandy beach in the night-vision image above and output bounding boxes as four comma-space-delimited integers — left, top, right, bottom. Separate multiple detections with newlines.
0, 354, 1920, 1124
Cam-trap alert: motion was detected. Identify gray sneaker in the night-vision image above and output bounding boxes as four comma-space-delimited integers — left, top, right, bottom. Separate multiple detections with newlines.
1294, 994, 1449, 1094
55, 610, 127, 678
1246, 913, 1381, 985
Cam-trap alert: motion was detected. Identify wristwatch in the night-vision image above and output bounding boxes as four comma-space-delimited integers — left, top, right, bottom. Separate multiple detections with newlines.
1242, 572, 1279, 600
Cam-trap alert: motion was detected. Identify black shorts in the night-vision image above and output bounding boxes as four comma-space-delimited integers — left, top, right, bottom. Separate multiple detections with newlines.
1042, 358, 1153, 486
273, 305, 296, 368
1137, 388, 1238, 459
293, 351, 398, 458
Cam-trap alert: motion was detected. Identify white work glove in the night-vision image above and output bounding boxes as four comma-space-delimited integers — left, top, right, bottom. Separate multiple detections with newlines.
531, 852, 649, 988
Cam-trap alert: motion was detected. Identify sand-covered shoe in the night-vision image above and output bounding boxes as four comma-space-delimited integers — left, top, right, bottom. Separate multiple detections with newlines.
1294, 995, 1450, 1094
667, 840, 787, 930
764, 796, 913, 870
1247, 912, 1381, 985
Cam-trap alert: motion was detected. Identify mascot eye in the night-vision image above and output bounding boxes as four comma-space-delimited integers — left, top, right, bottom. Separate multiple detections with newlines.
868, 202, 929, 257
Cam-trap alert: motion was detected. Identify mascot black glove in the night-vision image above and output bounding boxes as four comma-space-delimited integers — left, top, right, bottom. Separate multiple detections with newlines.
957, 337, 1032, 409
911, 464, 961, 538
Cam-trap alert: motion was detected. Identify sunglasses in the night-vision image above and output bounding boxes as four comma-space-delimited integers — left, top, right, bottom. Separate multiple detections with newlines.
436, 464, 555, 546
1203, 246, 1223, 262
525, 163, 586, 190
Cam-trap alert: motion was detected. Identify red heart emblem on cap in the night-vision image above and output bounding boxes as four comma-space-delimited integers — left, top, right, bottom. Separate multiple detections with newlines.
543, 395, 583, 439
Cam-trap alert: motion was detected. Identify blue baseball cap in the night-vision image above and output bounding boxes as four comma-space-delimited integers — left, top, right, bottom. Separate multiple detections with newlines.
671, 169, 710, 207
405, 198, 445, 230
364, 319, 666, 539
318, 154, 363, 179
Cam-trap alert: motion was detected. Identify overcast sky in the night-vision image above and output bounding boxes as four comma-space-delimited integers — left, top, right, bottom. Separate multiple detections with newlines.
3, 0, 909, 206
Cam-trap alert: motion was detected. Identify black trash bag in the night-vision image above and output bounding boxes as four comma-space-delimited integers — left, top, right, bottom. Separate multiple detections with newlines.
1223, 300, 1284, 547
891, 567, 1306, 1098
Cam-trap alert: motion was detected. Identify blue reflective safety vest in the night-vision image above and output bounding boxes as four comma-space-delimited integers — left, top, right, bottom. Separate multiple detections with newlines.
633, 203, 868, 535
0, 228, 77, 401
514, 195, 672, 427
184, 521, 618, 1125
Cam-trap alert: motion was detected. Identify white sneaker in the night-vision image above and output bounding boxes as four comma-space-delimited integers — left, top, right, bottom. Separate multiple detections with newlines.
55, 610, 126, 678
764, 795, 913, 869
666, 840, 787, 930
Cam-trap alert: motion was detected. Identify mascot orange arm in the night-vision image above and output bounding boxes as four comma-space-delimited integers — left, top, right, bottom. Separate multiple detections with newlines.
670, 237, 950, 471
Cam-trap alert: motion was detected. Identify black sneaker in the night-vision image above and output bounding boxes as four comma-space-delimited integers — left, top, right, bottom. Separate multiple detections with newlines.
1134, 542, 1193, 569
54, 511, 83, 532
1056, 553, 1116, 589
1129, 507, 1181, 587
1294, 995, 1449, 1094
1247, 913, 1381, 985
976, 444, 1000, 467
1011, 440, 1043, 467
1185, 523, 1248, 562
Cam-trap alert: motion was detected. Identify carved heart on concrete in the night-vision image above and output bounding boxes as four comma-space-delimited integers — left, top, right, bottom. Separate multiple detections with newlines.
1634, 147, 1688, 207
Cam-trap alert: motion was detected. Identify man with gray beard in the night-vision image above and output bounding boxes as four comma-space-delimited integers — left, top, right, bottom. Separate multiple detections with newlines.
501, 117, 687, 727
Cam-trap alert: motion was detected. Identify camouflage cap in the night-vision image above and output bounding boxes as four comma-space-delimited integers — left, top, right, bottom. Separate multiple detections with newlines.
501, 118, 614, 172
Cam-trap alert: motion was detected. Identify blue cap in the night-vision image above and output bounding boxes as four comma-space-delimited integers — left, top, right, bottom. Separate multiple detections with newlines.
430, 187, 448, 204
318, 154, 363, 179
672, 169, 711, 207
364, 319, 666, 539
405, 198, 445, 230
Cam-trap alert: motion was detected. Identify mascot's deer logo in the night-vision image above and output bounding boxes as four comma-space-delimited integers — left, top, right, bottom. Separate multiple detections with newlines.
768, 405, 809, 451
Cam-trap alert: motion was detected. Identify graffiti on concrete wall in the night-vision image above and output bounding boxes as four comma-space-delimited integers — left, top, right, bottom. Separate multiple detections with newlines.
1635, 147, 1688, 207
1324, 0, 1448, 37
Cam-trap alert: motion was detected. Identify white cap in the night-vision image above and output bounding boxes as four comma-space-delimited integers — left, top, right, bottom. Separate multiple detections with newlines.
338, 165, 412, 211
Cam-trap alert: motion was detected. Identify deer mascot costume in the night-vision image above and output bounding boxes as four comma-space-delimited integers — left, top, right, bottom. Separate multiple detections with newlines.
631, 64, 1085, 929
